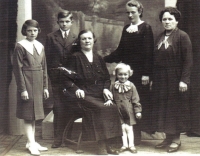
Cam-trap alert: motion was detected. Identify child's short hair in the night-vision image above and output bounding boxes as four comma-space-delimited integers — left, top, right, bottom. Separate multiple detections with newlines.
114, 63, 133, 76
21, 20, 41, 36
57, 10, 73, 20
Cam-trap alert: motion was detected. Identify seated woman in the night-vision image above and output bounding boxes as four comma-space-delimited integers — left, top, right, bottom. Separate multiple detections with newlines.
64, 29, 122, 155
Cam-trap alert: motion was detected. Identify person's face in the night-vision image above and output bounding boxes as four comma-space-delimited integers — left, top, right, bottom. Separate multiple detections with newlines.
57, 16, 73, 31
80, 31, 94, 51
26, 26, 39, 41
117, 68, 129, 83
126, 6, 141, 24
162, 12, 178, 31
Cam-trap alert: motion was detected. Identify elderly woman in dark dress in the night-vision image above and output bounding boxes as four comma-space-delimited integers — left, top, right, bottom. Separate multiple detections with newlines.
152, 7, 193, 153
65, 30, 122, 155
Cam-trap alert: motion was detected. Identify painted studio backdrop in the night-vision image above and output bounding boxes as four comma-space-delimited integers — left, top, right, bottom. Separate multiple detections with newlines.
33, 0, 163, 53
32, 0, 164, 108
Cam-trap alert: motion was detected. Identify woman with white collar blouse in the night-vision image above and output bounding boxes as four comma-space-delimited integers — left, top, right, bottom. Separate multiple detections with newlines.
104, 0, 154, 144
65, 30, 122, 155
13, 20, 49, 156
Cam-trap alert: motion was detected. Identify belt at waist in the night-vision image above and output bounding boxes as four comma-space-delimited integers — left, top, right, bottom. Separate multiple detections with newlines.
22, 66, 42, 71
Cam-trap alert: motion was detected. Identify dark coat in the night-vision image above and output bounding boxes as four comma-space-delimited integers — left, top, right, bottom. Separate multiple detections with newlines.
45, 29, 77, 85
154, 28, 193, 84
152, 28, 193, 134
45, 29, 78, 140
13, 42, 48, 120
111, 81, 142, 126
64, 51, 122, 141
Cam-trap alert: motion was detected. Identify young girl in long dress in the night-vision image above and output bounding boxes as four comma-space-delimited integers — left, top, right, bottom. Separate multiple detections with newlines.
105, 63, 142, 153
13, 20, 49, 156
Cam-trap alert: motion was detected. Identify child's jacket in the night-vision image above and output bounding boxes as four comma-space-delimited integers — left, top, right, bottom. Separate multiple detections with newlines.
111, 80, 142, 125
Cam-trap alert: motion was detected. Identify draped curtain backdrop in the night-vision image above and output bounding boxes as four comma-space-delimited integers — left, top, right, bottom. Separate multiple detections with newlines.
0, 0, 17, 134
177, 0, 200, 135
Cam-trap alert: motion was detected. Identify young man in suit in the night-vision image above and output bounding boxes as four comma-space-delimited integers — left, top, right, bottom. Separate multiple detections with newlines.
45, 10, 78, 148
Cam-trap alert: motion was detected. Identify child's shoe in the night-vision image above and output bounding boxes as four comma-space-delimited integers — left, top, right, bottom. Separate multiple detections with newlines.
26, 143, 40, 156
35, 142, 48, 151
129, 146, 137, 153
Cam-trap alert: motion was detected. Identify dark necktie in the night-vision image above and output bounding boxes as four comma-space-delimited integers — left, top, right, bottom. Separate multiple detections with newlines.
64, 31, 68, 39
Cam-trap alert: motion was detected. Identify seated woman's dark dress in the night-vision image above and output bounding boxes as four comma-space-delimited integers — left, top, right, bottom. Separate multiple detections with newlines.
65, 51, 122, 141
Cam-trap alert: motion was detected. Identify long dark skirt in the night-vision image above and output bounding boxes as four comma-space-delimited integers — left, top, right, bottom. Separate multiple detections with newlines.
151, 66, 190, 134
80, 95, 122, 141
129, 71, 152, 133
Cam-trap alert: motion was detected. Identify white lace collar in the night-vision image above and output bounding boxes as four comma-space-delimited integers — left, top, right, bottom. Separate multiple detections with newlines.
126, 21, 144, 33
18, 39, 43, 55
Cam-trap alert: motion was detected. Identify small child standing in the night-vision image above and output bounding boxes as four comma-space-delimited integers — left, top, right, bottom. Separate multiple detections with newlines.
104, 63, 142, 153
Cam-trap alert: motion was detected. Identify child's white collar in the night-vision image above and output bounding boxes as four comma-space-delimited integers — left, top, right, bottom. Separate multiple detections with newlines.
114, 80, 131, 93
18, 39, 43, 55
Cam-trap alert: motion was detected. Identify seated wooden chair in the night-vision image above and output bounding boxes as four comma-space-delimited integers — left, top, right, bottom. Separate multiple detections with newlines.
61, 88, 84, 153
61, 113, 83, 154
61, 89, 97, 154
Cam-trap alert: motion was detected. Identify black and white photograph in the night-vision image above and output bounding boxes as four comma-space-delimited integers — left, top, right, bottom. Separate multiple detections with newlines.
0, 0, 200, 155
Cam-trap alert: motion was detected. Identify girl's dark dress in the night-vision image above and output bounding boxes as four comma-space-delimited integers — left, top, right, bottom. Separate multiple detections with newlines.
66, 51, 122, 141
13, 40, 48, 120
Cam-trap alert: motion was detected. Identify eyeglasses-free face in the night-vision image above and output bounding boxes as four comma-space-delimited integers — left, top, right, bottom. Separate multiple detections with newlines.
116, 68, 130, 83
57, 16, 73, 31
162, 12, 178, 32
126, 6, 141, 25
26, 26, 39, 41
80, 31, 94, 52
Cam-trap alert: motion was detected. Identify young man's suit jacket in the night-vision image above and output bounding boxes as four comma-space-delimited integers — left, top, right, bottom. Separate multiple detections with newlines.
45, 29, 78, 85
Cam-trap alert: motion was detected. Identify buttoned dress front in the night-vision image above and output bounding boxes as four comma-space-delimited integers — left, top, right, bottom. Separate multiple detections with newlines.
152, 28, 193, 134
111, 81, 142, 126
13, 39, 48, 120
65, 51, 122, 141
